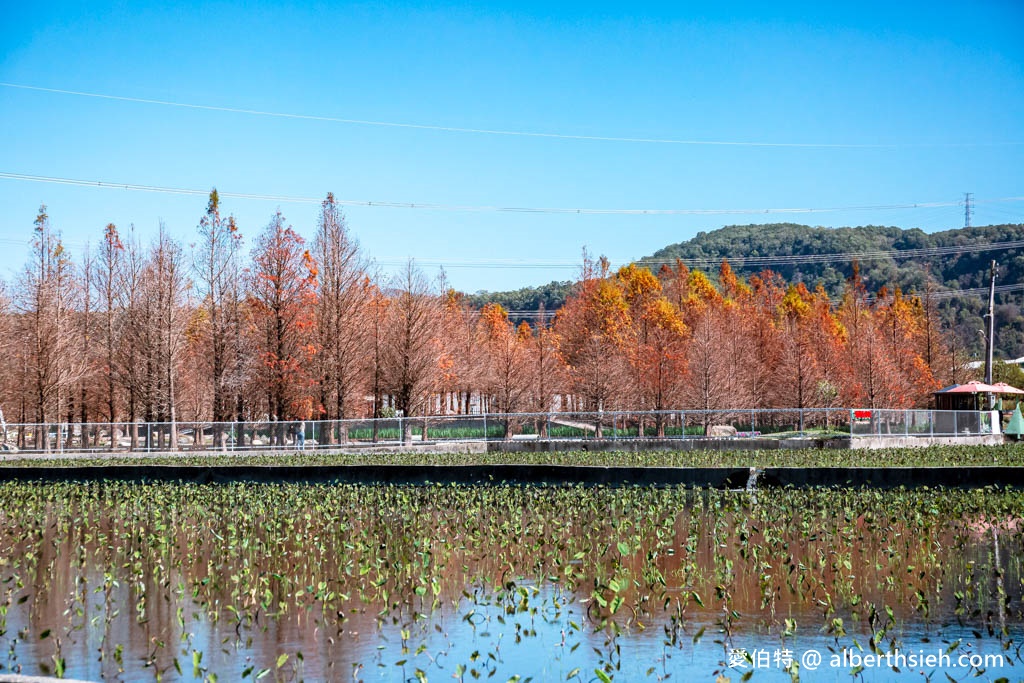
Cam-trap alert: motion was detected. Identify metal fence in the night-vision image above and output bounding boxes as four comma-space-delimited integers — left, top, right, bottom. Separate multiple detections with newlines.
849, 409, 1001, 438
0, 408, 1002, 454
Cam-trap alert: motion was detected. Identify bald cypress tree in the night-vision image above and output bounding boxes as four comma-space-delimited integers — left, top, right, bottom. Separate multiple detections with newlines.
192, 190, 243, 446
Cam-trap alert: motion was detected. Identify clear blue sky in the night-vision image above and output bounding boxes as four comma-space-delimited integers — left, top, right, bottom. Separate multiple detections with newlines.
1, 1, 1022, 293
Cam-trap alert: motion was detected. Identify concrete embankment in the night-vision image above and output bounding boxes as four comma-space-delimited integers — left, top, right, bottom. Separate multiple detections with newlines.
486, 435, 1005, 452
488, 437, 849, 452
1, 464, 1023, 489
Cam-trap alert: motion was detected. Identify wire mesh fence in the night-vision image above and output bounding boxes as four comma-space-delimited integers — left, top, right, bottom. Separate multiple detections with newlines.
0, 408, 1004, 454
848, 409, 1001, 437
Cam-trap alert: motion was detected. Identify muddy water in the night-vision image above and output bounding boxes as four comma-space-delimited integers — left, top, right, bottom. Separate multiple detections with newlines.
0, 482, 1021, 681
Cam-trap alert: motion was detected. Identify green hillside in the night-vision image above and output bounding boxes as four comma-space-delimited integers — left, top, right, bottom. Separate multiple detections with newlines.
466, 280, 576, 316
642, 223, 1024, 294
469, 223, 1024, 359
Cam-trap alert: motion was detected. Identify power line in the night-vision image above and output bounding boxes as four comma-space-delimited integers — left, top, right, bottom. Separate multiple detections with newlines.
375, 257, 580, 269
3, 170, 1024, 217
498, 285, 1024, 318
495, 287, 1024, 320
3, 82, 1022, 149
436, 232, 1024, 271
638, 240, 1024, 269
381, 242, 1019, 270
377, 236, 1024, 271
861, 283, 1024, 303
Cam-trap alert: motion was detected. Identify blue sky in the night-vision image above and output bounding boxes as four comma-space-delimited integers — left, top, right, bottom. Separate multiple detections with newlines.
1, 1, 1022, 292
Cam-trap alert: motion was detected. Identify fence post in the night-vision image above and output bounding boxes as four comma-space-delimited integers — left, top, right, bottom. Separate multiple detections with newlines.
483, 413, 487, 442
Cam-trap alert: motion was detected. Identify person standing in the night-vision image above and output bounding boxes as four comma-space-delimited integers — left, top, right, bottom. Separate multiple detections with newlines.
296, 420, 305, 450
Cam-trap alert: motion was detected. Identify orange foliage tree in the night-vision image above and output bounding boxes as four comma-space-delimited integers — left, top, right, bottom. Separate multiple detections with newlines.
383, 260, 442, 443
775, 283, 820, 409
191, 190, 245, 446
555, 254, 630, 436
617, 264, 688, 435
679, 269, 732, 419
523, 308, 565, 436
437, 288, 484, 415
477, 303, 531, 437
246, 211, 318, 437
836, 265, 938, 408
2, 196, 969, 439
311, 193, 369, 433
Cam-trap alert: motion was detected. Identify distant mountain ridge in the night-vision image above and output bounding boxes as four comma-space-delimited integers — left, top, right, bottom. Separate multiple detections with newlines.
641, 223, 1024, 296
468, 222, 1024, 358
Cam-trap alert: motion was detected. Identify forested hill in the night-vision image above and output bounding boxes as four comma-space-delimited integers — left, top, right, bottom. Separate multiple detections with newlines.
641, 223, 1024, 297
469, 222, 1024, 358
465, 279, 576, 316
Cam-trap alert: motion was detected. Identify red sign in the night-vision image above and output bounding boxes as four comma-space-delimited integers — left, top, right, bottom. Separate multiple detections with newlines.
853, 410, 872, 419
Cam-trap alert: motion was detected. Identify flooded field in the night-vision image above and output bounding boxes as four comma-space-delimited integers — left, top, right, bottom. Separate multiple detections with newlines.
0, 482, 1021, 681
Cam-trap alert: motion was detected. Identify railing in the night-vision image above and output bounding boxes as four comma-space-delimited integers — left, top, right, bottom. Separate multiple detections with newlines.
849, 409, 1001, 438
0, 408, 1001, 455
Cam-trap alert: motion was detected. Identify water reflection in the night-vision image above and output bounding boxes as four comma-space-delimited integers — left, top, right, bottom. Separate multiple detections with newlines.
0, 483, 1021, 681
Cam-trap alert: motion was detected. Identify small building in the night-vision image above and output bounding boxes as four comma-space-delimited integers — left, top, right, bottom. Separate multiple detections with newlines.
932, 381, 1024, 435
932, 381, 998, 412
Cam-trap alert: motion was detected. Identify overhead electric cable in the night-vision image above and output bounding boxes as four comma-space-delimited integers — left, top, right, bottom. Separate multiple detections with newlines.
2, 170, 1023, 218
501, 284, 1024, 317
2, 82, 1021, 149
377, 238, 1024, 270
915, 283, 1024, 299
638, 239, 1024, 269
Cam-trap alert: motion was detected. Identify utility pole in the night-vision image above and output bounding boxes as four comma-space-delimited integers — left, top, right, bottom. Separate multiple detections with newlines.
985, 259, 996, 386
964, 192, 974, 229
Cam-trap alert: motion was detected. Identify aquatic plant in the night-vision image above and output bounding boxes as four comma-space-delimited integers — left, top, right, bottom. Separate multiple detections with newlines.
0, 482, 1020, 680
5, 443, 1024, 469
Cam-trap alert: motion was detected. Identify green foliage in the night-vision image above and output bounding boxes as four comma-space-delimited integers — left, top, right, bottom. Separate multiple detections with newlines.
466, 280, 576, 321
992, 360, 1024, 388
0, 480, 1019, 680
6, 443, 1024, 468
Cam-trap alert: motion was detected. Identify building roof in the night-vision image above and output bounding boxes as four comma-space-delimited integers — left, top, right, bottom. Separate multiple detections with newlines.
964, 357, 1024, 370
934, 381, 1000, 394
934, 380, 1024, 394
